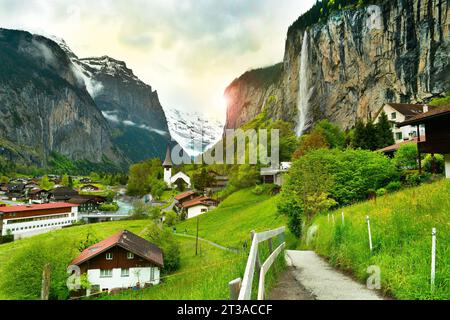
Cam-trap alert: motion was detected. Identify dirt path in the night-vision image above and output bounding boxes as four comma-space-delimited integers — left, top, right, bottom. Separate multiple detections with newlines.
270, 250, 385, 300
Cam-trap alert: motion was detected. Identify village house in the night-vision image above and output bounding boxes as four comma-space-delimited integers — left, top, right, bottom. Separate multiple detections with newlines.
79, 177, 92, 184
70, 230, 163, 296
399, 105, 450, 178
178, 196, 218, 219
374, 103, 436, 143
260, 162, 292, 186
49, 187, 79, 202
68, 195, 106, 213
6, 183, 26, 199
206, 170, 229, 193
80, 184, 100, 192
29, 188, 49, 204
0, 202, 79, 239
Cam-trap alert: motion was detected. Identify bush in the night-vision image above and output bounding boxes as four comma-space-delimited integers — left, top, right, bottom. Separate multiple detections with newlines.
394, 144, 420, 170
403, 171, 422, 187
385, 181, 401, 193
145, 223, 181, 273
376, 188, 387, 197
277, 198, 303, 238
252, 184, 277, 195
164, 211, 178, 227
423, 154, 445, 174
283, 148, 400, 206
98, 202, 119, 212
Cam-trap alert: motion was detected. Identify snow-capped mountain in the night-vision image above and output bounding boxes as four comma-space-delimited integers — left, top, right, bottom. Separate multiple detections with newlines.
164, 108, 224, 157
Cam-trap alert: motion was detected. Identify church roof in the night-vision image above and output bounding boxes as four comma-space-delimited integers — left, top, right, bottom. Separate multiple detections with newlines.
162, 145, 173, 167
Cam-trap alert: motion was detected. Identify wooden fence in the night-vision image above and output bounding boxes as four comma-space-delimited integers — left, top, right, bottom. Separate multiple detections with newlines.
229, 226, 286, 300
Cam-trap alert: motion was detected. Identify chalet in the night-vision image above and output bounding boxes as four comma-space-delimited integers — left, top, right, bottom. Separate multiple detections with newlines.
80, 184, 100, 192
260, 162, 292, 186
399, 105, 450, 178
0, 202, 79, 239
49, 187, 79, 202
207, 170, 229, 193
179, 196, 217, 219
70, 230, 163, 296
6, 183, 26, 199
68, 195, 107, 212
175, 191, 198, 205
79, 178, 92, 184
29, 189, 49, 203
374, 103, 437, 143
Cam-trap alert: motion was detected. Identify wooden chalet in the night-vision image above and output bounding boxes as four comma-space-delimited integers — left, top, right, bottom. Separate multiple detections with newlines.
399, 105, 450, 177
49, 187, 79, 202
70, 230, 163, 296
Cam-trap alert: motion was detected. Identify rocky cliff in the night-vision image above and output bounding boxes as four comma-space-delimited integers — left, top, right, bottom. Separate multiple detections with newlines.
73, 56, 172, 162
225, 0, 449, 133
0, 29, 125, 167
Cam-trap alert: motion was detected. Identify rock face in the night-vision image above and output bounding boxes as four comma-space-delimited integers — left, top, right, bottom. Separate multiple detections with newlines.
225, 0, 450, 132
0, 29, 125, 167
73, 56, 172, 162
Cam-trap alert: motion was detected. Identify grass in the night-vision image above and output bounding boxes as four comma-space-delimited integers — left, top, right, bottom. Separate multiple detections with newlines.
0, 188, 288, 300
305, 179, 450, 300
176, 188, 294, 250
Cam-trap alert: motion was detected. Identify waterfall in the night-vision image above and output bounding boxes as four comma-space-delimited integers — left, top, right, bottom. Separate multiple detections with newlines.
296, 31, 311, 137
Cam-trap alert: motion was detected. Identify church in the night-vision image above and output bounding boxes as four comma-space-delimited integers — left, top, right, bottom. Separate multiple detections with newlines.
163, 146, 191, 189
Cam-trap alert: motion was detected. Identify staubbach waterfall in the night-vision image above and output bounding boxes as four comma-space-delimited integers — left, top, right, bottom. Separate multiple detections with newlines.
296, 31, 310, 137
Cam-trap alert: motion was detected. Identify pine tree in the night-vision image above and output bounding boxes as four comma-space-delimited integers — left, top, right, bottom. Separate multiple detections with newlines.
352, 120, 367, 149
365, 121, 378, 151
375, 112, 395, 149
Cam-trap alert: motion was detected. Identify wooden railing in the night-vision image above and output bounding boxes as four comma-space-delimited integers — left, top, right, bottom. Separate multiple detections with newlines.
229, 226, 286, 300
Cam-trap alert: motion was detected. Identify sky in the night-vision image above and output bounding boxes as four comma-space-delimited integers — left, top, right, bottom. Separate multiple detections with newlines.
0, 0, 315, 121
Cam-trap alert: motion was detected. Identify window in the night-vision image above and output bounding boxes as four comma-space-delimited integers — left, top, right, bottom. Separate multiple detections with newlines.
150, 267, 155, 281
106, 253, 113, 260
396, 132, 403, 141
391, 112, 397, 120
201, 209, 208, 213
121, 268, 130, 277
127, 252, 134, 260
100, 269, 113, 278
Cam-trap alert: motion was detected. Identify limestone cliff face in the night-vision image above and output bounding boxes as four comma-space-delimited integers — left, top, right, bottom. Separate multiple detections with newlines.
225, 0, 449, 132
0, 29, 125, 166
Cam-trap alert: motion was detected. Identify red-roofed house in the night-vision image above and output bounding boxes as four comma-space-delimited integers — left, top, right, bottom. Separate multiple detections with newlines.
0, 202, 79, 239
178, 196, 218, 219
70, 230, 163, 295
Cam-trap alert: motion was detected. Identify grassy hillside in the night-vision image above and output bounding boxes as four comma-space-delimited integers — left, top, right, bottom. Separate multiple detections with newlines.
176, 188, 292, 249
306, 179, 450, 300
0, 188, 286, 300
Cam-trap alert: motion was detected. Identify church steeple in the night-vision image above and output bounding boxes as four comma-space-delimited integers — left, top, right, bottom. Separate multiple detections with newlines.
162, 145, 173, 168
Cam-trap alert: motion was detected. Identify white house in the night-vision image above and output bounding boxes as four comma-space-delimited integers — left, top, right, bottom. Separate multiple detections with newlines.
260, 162, 292, 186
162, 145, 191, 189
0, 202, 79, 239
179, 196, 217, 219
70, 230, 163, 296
374, 103, 435, 143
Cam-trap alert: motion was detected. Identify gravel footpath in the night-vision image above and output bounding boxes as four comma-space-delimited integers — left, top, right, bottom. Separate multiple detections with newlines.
281, 250, 384, 300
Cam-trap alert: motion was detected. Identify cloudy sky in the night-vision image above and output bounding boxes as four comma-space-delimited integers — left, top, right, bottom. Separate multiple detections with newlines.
0, 0, 315, 121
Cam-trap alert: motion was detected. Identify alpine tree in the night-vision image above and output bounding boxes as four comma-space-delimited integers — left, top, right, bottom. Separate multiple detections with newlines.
376, 112, 395, 149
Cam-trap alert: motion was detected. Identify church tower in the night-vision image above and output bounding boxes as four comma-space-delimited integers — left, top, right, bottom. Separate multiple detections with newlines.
163, 145, 173, 187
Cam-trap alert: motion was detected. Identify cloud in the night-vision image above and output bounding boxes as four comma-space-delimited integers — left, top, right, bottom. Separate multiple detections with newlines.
101, 111, 120, 123
0, 0, 316, 120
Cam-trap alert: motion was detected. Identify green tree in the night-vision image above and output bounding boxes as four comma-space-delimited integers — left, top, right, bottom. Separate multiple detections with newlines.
164, 211, 178, 227
0, 176, 9, 184
365, 121, 378, 150
145, 223, 180, 273
192, 168, 214, 192
293, 130, 329, 159
61, 174, 69, 187
352, 120, 367, 149
39, 175, 54, 190
314, 119, 346, 149
375, 112, 395, 148
394, 144, 420, 170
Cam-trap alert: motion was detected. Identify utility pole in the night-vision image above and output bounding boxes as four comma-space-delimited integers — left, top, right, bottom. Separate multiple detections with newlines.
195, 217, 199, 256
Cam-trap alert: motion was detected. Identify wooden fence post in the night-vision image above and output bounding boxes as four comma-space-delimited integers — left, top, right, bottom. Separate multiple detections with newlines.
251, 230, 261, 272
229, 278, 242, 300
268, 238, 273, 254
41, 263, 51, 300
431, 228, 436, 292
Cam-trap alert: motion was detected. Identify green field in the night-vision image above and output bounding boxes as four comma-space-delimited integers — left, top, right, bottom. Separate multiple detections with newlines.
0, 188, 286, 300
176, 188, 293, 249
306, 179, 450, 300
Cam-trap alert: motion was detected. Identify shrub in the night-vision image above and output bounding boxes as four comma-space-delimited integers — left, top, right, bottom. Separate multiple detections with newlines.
98, 202, 119, 212
394, 144, 420, 170
385, 181, 401, 193
277, 198, 303, 238
376, 188, 387, 197
423, 154, 445, 174
164, 211, 178, 227
404, 171, 422, 187
145, 223, 181, 273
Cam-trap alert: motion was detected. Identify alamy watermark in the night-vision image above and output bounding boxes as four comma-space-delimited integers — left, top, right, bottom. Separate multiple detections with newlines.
170, 128, 280, 167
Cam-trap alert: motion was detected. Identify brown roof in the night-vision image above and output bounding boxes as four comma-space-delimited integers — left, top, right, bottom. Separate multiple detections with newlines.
71, 230, 164, 267
399, 105, 450, 126
386, 103, 427, 118
376, 136, 425, 153
175, 191, 196, 201
181, 196, 213, 209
